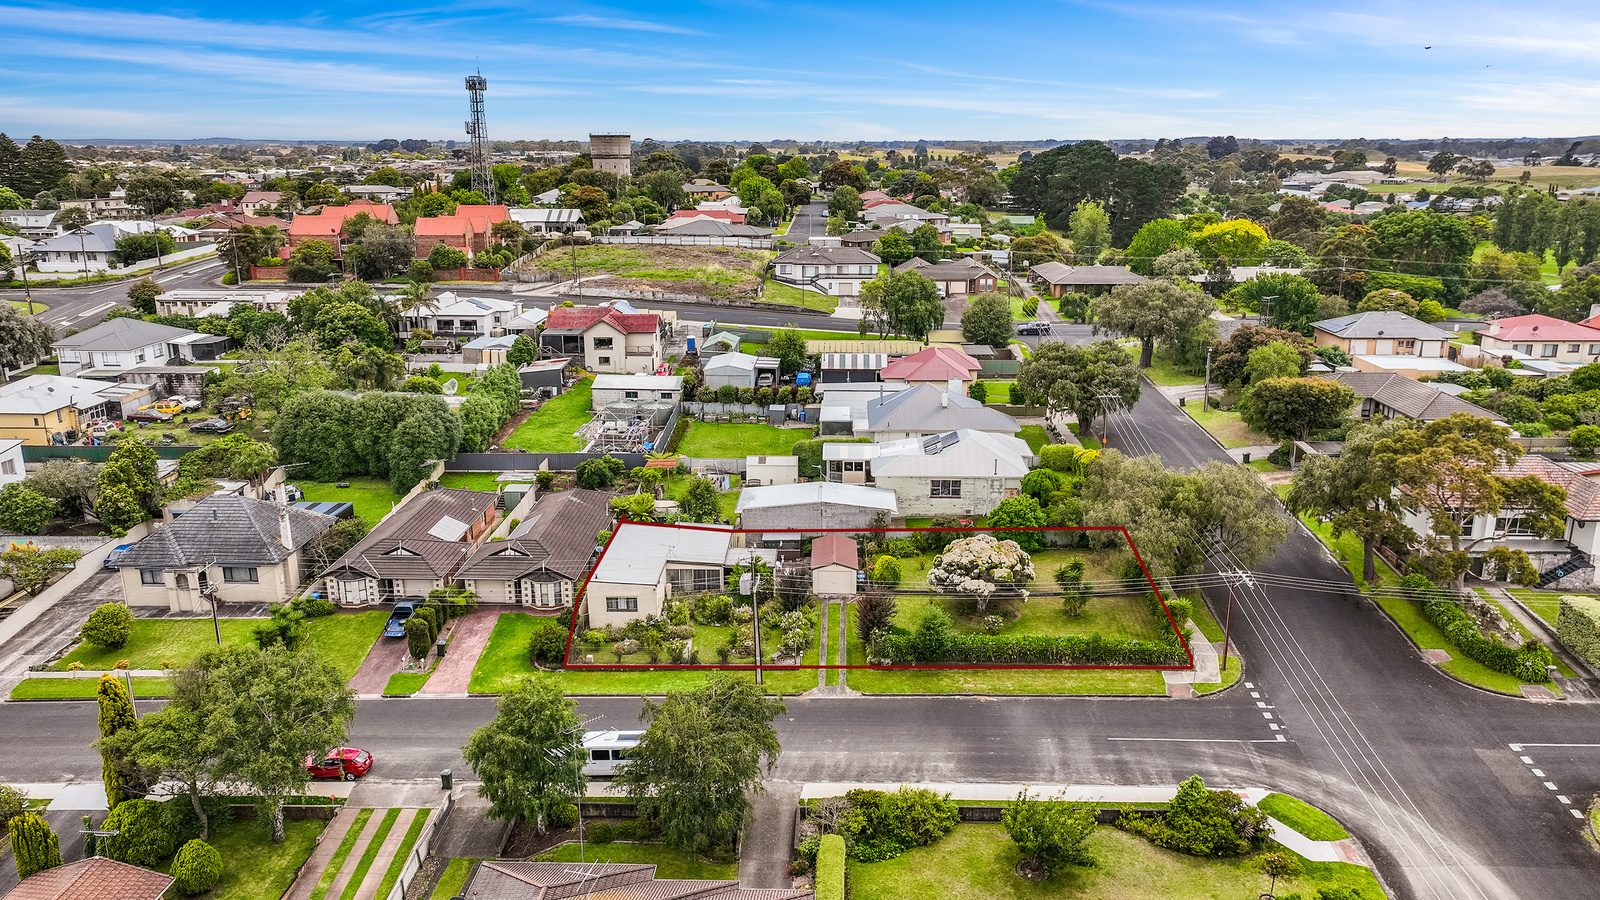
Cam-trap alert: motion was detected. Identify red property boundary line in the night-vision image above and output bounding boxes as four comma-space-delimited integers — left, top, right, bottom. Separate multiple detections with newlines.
562, 521, 1195, 672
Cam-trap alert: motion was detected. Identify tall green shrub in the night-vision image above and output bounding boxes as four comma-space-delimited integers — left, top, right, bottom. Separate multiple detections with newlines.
97, 673, 138, 808
815, 834, 845, 900
837, 787, 959, 861
1116, 775, 1269, 857
1055, 559, 1089, 615
8, 812, 61, 879
100, 798, 175, 868
1557, 595, 1600, 667
171, 838, 223, 895
82, 603, 133, 648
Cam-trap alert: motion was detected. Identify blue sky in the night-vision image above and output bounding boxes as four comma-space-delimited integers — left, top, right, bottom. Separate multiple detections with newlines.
3, 0, 1598, 141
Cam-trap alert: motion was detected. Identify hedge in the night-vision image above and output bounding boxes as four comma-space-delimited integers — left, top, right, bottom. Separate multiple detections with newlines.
1421, 598, 1553, 682
815, 834, 845, 900
874, 632, 1186, 666
1557, 595, 1600, 667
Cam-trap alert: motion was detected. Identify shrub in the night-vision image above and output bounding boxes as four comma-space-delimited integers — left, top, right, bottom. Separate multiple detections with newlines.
535, 471, 555, 490
587, 822, 615, 843
869, 555, 901, 586
101, 798, 176, 868
1055, 559, 1089, 615
575, 455, 626, 489
855, 589, 897, 643
1421, 594, 1553, 681
695, 593, 734, 625
528, 621, 568, 666
221, 271, 238, 285
876, 630, 1186, 665
172, 839, 223, 895
82, 603, 133, 649
1557, 595, 1600, 667
838, 787, 959, 861
1116, 775, 1269, 857
0, 783, 28, 835
548, 804, 579, 830
583, 629, 608, 647
815, 834, 845, 900
8, 811, 60, 878
1003, 788, 1096, 876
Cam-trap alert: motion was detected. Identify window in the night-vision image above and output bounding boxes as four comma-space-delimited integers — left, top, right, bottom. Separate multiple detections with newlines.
1514, 344, 1533, 354
1396, 340, 1416, 352
140, 569, 163, 585
0, 459, 13, 475
1571, 344, 1583, 354
1497, 515, 1538, 537
222, 566, 258, 583
660, 392, 673, 399
175, 573, 189, 590
605, 597, 639, 612
591, 749, 611, 761
597, 356, 611, 365
1542, 344, 1558, 357
668, 568, 722, 594
1590, 345, 1600, 356
624, 390, 639, 399
593, 337, 614, 350
930, 479, 962, 498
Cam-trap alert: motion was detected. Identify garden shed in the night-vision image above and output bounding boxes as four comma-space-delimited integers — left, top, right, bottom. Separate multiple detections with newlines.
810, 533, 859, 596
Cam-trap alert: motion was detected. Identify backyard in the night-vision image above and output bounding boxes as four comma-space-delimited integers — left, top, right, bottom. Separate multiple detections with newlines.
846, 824, 1383, 900
676, 421, 806, 458
535, 245, 771, 299
502, 378, 594, 452
294, 478, 405, 524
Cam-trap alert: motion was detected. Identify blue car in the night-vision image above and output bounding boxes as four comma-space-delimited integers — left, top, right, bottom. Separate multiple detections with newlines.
383, 602, 417, 638
103, 545, 133, 570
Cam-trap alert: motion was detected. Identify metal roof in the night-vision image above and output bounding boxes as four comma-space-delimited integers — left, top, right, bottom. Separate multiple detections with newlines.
864, 383, 1020, 435
593, 374, 684, 391
869, 429, 1033, 479
589, 522, 733, 586
1312, 311, 1456, 341
52, 318, 193, 352
735, 482, 899, 513
0, 374, 131, 414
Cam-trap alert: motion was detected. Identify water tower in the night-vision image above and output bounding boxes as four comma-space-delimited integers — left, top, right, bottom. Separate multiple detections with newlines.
589, 133, 632, 176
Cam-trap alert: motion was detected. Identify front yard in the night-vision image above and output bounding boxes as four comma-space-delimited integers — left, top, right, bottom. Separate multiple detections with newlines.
1181, 404, 1272, 449
760, 280, 839, 312
501, 378, 593, 452
164, 818, 324, 900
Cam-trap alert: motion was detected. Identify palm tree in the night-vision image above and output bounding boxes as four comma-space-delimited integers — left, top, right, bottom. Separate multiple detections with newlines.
397, 281, 434, 337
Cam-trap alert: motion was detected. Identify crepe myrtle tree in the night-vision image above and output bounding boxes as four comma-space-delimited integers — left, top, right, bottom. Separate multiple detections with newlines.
926, 533, 1035, 614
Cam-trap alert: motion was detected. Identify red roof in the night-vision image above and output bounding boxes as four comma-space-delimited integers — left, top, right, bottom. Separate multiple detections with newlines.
454, 204, 509, 226
1482, 315, 1600, 343
880, 346, 983, 382
810, 533, 858, 570
303, 200, 398, 225
544, 305, 659, 334
413, 216, 474, 238
3, 856, 174, 900
286, 213, 343, 237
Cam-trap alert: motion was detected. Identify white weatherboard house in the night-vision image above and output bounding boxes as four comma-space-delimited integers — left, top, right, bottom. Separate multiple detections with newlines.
52, 319, 195, 376
735, 481, 898, 533
590, 373, 684, 409
827, 429, 1033, 516
584, 522, 777, 627
770, 246, 880, 297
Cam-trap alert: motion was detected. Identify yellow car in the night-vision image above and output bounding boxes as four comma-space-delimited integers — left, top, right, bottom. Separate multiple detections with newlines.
151, 400, 185, 415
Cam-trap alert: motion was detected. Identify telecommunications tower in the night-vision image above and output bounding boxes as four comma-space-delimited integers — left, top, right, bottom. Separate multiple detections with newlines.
464, 73, 496, 204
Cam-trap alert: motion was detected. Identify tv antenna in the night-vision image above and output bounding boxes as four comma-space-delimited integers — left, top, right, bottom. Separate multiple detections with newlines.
464, 72, 497, 203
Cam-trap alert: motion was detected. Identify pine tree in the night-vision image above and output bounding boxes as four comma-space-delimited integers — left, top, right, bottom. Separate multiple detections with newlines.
97, 673, 139, 808
0, 133, 21, 191
16, 136, 70, 200
9, 811, 62, 879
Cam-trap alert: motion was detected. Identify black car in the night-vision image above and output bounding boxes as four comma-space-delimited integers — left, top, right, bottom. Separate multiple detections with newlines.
189, 418, 235, 435
1015, 321, 1052, 336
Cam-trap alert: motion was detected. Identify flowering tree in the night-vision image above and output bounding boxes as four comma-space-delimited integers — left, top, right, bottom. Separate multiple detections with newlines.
927, 534, 1035, 613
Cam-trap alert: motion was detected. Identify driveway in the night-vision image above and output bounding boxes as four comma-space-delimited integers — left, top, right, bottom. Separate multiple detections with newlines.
786, 200, 827, 245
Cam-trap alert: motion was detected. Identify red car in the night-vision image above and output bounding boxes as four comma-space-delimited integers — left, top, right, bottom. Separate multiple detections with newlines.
305, 747, 373, 781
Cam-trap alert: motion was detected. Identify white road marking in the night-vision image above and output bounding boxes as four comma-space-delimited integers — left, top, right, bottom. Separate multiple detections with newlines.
1249, 692, 1260, 698
1269, 724, 1280, 730
1573, 809, 1586, 818
1544, 782, 1557, 790
1509, 742, 1600, 750
1531, 768, 1544, 777
1107, 737, 1252, 743
1558, 795, 1570, 804
1256, 701, 1268, 708
1519, 756, 1533, 764
1244, 682, 1254, 688
1262, 712, 1273, 719
71, 302, 114, 319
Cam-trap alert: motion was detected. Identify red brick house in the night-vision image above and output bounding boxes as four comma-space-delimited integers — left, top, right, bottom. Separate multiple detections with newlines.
285, 201, 399, 255
414, 204, 510, 258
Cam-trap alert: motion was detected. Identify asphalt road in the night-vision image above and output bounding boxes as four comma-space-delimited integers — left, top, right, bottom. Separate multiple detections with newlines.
4, 255, 230, 335
786, 199, 827, 245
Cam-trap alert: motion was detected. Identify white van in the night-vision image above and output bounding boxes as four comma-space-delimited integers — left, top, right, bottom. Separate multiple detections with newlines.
581, 730, 644, 777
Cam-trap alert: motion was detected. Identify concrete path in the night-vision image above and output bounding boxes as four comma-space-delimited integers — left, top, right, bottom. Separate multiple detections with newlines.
432, 792, 510, 859
1161, 619, 1222, 687
287, 809, 376, 900
352, 809, 423, 900
738, 781, 801, 889
416, 609, 500, 697
815, 604, 828, 690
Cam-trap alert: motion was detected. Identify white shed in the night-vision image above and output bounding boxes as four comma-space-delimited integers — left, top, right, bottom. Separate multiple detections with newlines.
745, 455, 800, 486
703, 352, 757, 388
810, 533, 859, 596
591, 373, 684, 409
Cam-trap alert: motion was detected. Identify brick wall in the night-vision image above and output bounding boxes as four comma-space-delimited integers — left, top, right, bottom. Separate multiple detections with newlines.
250, 265, 289, 280
432, 267, 501, 282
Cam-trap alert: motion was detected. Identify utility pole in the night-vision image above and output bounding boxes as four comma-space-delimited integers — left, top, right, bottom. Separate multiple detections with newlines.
19, 248, 35, 314
740, 551, 763, 685
1095, 392, 1121, 447
1221, 571, 1251, 672
1202, 345, 1212, 409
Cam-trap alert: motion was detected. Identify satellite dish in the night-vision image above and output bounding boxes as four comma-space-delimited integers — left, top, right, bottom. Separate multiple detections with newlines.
442, 378, 459, 395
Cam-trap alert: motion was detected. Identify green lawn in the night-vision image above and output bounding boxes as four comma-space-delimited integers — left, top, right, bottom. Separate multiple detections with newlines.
10, 676, 171, 699
847, 825, 1384, 900
1018, 424, 1049, 454
1258, 793, 1349, 841
503, 379, 593, 452
979, 381, 1015, 404
429, 859, 477, 899
1181, 405, 1272, 449
677, 422, 804, 458
437, 472, 507, 491
7, 299, 49, 313
371, 809, 430, 900
663, 472, 741, 520
537, 841, 738, 879
1142, 355, 1205, 387
310, 809, 372, 900
295, 478, 405, 525
339, 808, 402, 900
178, 817, 325, 900
53, 618, 265, 671
760, 280, 839, 312
385, 671, 432, 694
300, 612, 388, 682
1193, 654, 1242, 694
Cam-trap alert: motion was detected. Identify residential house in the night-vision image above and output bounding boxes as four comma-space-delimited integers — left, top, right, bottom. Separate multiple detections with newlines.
457, 489, 612, 609
1478, 314, 1600, 366
193, 213, 290, 243
825, 429, 1032, 516
285, 200, 399, 255
591, 373, 683, 408
819, 352, 889, 384
155, 289, 296, 318
28, 225, 116, 273
655, 217, 772, 239
811, 533, 860, 596
879, 346, 983, 389
861, 200, 949, 233
586, 522, 730, 626
52, 319, 195, 376
735, 482, 898, 533
403, 292, 524, 337
238, 191, 284, 214
539, 305, 662, 374
507, 207, 583, 234
839, 228, 891, 249
1319, 372, 1503, 423
817, 381, 908, 437
0, 438, 23, 486
862, 382, 1020, 441
344, 184, 412, 203
893, 257, 998, 297
1028, 261, 1147, 297
664, 208, 745, 226
684, 181, 734, 201
0, 210, 59, 239
114, 494, 337, 612
2, 856, 175, 900
770, 246, 880, 297
413, 204, 510, 258
59, 194, 135, 219
321, 488, 498, 606
1311, 311, 1469, 377
462, 860, 812, 900
0, 374, 151, 444
504, 306, 549, 335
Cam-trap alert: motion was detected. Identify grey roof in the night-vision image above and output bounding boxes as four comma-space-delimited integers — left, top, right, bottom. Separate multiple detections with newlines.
869, 429, 1033, 479
865, 383, 1020, 435
773, 245, 880, 266
1029, 261, 1147, 286
31, 224, 118, 253
116, 494, 336, 569
660, 218, 772, 237
0, 374, 127, 414
53, 318, 193, 352
1319, 372, 1504, 422
735, 482, 898, 514
458, 490, 612, 581
324, 488, 496, 580
1312, 311, 1456, 341
906, 260, 997, 282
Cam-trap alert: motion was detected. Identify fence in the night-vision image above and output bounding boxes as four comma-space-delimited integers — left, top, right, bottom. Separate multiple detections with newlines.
595, 234, 775, 250
432, 267, 502, 283
554, 284, 799, 312
678, 456, 748, 474
384, 792, 455, 900
24, 444, 199, 462
445, 451, 648, 472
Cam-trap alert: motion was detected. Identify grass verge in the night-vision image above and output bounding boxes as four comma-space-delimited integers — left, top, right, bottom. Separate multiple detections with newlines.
761, 280, 838, 312
11, 677, 171, 699
303, 612, 389, 682
310, 808, 373, 900
503, 379, 593, 452
1180, 405, 1272, 449
338, 808, 401, 900
1142, 355, 1205, 387
371, 809, 429, 900
429, 858, 476, 899
536, 841, 738, 879
385, 671, 432, 694
1258, 793, 1349, 841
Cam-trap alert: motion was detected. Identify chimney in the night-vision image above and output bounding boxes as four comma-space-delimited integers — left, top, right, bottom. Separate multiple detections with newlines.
1591, 303, 1600, 321
941, 390, 949, 408
279, 506, 293, 549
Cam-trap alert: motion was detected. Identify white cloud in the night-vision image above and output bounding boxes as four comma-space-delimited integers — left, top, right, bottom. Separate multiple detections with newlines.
544, 14, 705, 35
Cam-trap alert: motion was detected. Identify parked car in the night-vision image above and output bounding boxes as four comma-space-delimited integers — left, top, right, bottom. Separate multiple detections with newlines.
1015, 321, 1052, 336
384, 601, 417, 638
756, 373, 775, 388
125, 409, 173, 423
150, 400, 185, 415
188, 418, 235, 435
102, 544, 132, 570
169, 395, 203, 412
581, 730, 644, 777
305, 747, 373, 781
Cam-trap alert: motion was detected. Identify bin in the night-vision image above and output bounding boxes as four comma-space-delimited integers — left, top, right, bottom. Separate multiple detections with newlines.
441, 769, 453, 790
